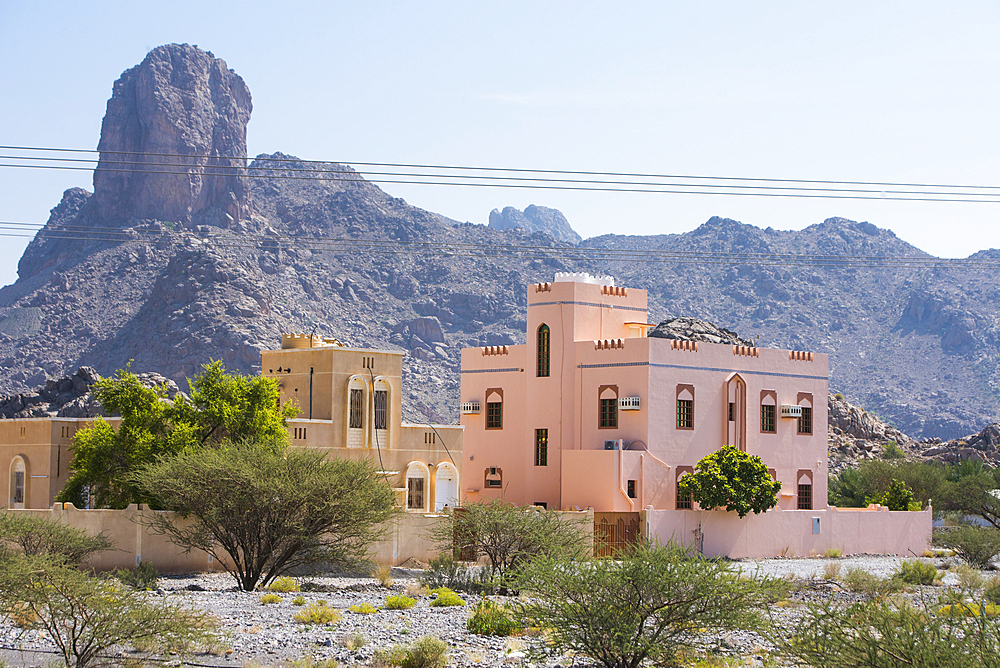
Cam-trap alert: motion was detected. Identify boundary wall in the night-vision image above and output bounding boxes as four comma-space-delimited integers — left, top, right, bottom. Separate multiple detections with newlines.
643, 505, 932, 558
1, 505, 452, 573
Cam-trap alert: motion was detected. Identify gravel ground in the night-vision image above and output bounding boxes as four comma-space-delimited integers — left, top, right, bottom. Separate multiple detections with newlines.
0, 555, 982, 668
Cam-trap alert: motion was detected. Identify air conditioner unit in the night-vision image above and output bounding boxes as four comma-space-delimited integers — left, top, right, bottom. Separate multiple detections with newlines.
461, 401, 481, 415
604, 439, 623, 450
780, 404, 803, 419
619, 396, 641, 411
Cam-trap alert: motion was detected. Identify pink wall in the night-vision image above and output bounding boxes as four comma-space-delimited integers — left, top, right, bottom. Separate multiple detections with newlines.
644, 506, 932, 558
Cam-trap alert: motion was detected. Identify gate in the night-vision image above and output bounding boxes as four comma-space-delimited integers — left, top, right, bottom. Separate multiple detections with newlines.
594, 512, 640, 557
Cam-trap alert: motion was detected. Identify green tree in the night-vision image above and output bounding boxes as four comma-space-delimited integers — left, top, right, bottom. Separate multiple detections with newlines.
516, 540, 782, 668
0, 512, 112, 565
130, 438, 396, 591
677, 445, 781, 518
430, 499, 590, 593
829, 460, 946, 510
0, 553, 216, 668
866, 478, 914, 511
58, 361, 297, 509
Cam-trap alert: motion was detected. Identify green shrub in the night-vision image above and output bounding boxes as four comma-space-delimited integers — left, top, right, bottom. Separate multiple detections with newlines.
0, 553, 216, 668
881, 442, 905, 460
783, 599, 1000, 666
984, 577, 1000, 604
267, 576, 300, 593
260, 593, 282, 605
113, 560, 159, 590
385, 594, 416, 610
429, 587, 465, 607
936, 526, 1000, 569
823, 548, 842, 558
292, 596, 306, 606
866, 479, 913, 511
842, 567, 902, 598
467, 600, 521, 636
897, 560, 937, 585
420, 554, 497, 594
0, 512, 113, 565
293, 601, 341, 625
349, 602, 379, 614
955, 564, 986, 592
375, 636, 448, 668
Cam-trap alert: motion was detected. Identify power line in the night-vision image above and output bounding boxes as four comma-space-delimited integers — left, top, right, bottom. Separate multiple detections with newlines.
4, 143, 1000, 191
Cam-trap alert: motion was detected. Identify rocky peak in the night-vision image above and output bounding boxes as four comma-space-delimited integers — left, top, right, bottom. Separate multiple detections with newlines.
488, 205, 581, 244
648, 317, 753, 346
92, 43, 252, 227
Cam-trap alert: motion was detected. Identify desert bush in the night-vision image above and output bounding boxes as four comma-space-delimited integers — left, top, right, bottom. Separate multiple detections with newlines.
260, 593, 282, 604
420, 554, 496, 594
984, 577, 1000, 605
781, 598, 1000, 667
840, 567, 902, 598
516, 540, 781, 668
429, 587, 465, 607
0, 512, 112, 565
267, 576, 300, 593
0, 553, 216, 668
375, 636, 448, 668
824, 547, 842, 558
936, 526, 1000, 569
429, 500, 589, 593
350, 602, 379, 614
385, 594, 416, 610
881, 441, 905, 460
939, 602, 1000, 618
822, 562, 842, 580
293, 600, 342, 625
341, 632, 368, 650
112, 560, 159, 590
373, 563, 394, 588
292, 595, 306, 606
955, 564, 987, 592
897, 560, 937, 585
467, 600, 522, 636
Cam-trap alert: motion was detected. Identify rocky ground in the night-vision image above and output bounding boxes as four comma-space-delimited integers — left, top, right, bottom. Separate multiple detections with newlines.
0, 556, 987, 668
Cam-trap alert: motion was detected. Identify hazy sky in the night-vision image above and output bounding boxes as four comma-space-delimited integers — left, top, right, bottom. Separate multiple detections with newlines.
1, 1, 998, 287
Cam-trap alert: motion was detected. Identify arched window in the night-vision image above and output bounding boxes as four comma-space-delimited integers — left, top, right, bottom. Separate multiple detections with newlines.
797, 470, 813, 510
346, 376, 368, 449
404, 462, 429, 512
599, 385, 618, 429
760, 390, 777, 434
797, 393, 813, 435
537, 324, 551, 377
486, 389, 503, 430
675, 466, 693, 510
10, 456, 26, 509
434, 463, 459, 511
676, 384, 694, 430
373, 377, 390, 448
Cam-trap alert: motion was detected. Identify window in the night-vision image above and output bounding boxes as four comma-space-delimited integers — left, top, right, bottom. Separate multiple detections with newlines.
349, 388, 364, 428
485, 467, 503, 488
798, 470, 813, 510
407, 477, 425, 510
12, 470, 24, 505
760, 404, 775, 433
486, 389, 503, 430
293, 427, 307, 440
627, 479, 636, 499
535, 429, 548, 466
728, 402, 735, 422
675, 385, 694, 429
676, 467, 693, 510
798, 483, 812, 510
599, 385, 618, 429
797, 406, 813, 435
537, 324, 551, 377
374, 389, 388, 430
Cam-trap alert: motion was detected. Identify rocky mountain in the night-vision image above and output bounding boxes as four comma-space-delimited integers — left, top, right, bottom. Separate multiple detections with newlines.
488, 205, 582, 244
3, 43, 1000, 437
649, 317, 753, 347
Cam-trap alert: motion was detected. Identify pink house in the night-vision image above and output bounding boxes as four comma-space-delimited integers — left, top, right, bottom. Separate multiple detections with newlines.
460, 273, 930, 558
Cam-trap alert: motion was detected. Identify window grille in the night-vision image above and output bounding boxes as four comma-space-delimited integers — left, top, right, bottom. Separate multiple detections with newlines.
797, 406, 812, 434
599, 398, 618, 428
798, 484, 812, 510
349, 388, 364, 428
13, 471, 24, 505
537, 325, 551, 377
676, 399, 693, 429
760, 404, 776, 433
486, 401, 503, 429
374, 389, 388, 430
535, 429, 548, 466
407, 477, 424, 510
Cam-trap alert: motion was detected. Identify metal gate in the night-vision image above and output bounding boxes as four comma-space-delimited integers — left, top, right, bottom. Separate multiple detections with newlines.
594, 512, 640, 557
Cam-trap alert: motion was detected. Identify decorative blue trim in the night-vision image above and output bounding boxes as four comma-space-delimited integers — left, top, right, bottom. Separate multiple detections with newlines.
529, 300, 648, 313
462, 367, 522, 374
577, 360, 827, 381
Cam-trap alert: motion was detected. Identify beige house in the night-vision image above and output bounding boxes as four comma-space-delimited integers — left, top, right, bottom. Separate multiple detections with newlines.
4, 334, 463, 514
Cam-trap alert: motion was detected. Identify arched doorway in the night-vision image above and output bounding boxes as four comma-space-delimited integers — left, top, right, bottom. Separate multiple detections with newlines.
434, 463, 459, 511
